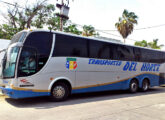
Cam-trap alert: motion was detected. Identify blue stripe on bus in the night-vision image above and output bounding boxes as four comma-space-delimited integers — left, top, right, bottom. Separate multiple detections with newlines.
0, 73, 161, 99
71, 74, 160, 94
0, 87, 50, 99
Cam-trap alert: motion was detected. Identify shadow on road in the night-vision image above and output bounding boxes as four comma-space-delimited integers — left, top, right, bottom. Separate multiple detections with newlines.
5, 87, 165, 109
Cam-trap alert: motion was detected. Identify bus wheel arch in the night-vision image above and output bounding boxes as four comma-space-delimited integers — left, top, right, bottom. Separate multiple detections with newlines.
49, 79, 72, 101
129, 78, 139, 93
141, 78, 150, 92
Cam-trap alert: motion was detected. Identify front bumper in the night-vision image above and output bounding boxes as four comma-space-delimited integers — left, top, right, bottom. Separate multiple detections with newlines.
0, 86, 50, 99
0, 86, 14, 98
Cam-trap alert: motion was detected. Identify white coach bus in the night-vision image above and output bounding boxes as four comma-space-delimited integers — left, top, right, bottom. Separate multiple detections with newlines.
0, 29, 165, 101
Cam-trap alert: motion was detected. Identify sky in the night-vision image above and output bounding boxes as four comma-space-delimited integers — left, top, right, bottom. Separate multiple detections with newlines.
1, 0, 165, 49
0, 39, 10, 59
68, 0, 165, 47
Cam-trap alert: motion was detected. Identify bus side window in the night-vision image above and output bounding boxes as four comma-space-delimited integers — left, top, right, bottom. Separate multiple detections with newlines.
53, 34, 88, 58
134, 48, 141, 62
116, 45, 135, 61
160, 52, 165, 63
18, 47, 37, 77
23, 32, 53, 74
98, 43, 110, 59
89, 40, 111, 59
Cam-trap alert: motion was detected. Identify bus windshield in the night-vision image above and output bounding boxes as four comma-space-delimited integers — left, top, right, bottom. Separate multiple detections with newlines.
1, 32, 27, 78
2, 47, 20, 78
10, 32, 27, 45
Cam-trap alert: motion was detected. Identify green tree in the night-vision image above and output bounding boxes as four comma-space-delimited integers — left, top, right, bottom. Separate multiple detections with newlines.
0, 1, 57, 39
115, 9, 138, 43
6, 1, 46, 30
0, 0, 98, 39
134, 40, 148, 47
32, 4, 56, 28
64, 24, 82, 35
134, 39, 164, 49
82, 25, 98, 37
47, 13, 68, 31
148, 39, 164, 49
0, 24, 19, 39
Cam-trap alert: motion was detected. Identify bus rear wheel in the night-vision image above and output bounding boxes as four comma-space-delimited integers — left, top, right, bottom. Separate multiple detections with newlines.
50, 82, 70, 101
141, 79, 149, 92
129, 79, 138, 93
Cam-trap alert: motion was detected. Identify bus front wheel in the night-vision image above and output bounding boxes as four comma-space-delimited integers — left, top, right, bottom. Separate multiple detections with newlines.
50, 82, 70, 101
129, 79, 138, 93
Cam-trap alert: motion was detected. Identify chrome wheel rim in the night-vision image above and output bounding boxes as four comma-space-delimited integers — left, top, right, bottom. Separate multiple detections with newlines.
52, 86, 65, 98
131, 82, 137, 92
143, 82, 148, 91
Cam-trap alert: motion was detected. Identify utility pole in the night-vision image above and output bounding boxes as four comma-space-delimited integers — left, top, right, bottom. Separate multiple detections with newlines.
60, 0, 64, 31
56, 0, 70, 31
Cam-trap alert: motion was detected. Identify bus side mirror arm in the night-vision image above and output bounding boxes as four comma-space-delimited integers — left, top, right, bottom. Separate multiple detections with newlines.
7, 42, 23, 62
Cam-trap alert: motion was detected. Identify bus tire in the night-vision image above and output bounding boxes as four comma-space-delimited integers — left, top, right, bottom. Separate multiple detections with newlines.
50, 82, 70, 102
129, 79, 138, 93
141, 79, 149, 92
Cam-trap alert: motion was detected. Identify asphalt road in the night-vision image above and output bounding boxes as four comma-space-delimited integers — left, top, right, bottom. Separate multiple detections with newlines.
1, 87, 165, 120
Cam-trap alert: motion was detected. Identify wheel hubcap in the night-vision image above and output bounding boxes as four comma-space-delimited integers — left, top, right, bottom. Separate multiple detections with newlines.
143, 82, 148, 91
53, 86, 65, 98
131, 83, 137, 91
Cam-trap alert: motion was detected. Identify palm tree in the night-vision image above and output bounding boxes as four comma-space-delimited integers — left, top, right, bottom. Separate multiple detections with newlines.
148, 39, 164, 49
82, 25, 98, 37
115, 9, 138, 43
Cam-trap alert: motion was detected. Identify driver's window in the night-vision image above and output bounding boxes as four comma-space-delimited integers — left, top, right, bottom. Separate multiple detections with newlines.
18, 47, 37, 77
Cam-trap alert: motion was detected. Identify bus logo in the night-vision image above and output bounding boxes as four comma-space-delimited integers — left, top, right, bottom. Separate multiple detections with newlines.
66, 58, 77, 70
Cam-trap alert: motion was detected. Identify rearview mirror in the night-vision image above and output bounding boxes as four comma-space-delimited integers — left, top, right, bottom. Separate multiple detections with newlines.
7, 42, 23, 62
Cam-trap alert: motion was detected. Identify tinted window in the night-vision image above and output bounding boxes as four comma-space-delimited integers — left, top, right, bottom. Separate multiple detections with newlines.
24, 32, 52, 57
53, 34, 165, 63
159, 52, 165, 63
116, 45, 135, 61
10, 32, 27, 45
89, 40, 111, 59
18, 47, 37, 77
18, 32, 53, 77
53, 34, 88, 57
134, 48, 141, 61
134, 47, 165, 63
110, 43, 118, 60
